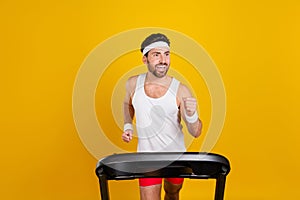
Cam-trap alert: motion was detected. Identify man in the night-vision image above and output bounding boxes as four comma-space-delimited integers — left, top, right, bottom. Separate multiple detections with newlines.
122, 33, 202, 200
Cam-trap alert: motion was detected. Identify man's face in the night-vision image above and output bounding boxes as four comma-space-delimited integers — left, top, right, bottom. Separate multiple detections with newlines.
143, 47, 170, 78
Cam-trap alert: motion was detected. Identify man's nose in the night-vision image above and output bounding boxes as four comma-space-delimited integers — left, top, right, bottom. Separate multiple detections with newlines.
159, 54, 167, 64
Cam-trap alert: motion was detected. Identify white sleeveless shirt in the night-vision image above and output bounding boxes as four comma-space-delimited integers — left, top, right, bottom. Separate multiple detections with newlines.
132, 73, 186, 152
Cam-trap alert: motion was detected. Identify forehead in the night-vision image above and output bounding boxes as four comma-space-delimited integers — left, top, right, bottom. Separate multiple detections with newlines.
148, 47, 170, 54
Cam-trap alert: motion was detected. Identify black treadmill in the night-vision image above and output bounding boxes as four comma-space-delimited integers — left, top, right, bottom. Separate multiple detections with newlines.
95, 152, 230, 200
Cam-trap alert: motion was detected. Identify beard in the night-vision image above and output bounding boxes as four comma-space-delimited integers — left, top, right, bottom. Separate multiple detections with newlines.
147, 63, 169, 78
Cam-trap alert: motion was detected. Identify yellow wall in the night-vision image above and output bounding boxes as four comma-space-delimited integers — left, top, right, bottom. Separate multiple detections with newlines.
1, 0, 299, 199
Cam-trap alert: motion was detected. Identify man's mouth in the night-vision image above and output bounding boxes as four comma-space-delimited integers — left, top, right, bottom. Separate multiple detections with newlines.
155, 65, 166, 71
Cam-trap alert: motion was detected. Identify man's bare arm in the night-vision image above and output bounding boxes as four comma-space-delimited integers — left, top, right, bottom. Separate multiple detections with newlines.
178, 84, 202, 138
122, 76, 137, 142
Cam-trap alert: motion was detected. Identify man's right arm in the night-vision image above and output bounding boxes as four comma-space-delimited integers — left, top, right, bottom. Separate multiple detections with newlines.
122, 76, 136, 143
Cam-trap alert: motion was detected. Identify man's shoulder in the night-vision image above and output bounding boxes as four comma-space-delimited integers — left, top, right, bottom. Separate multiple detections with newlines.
127, 75, 139, 84
177, 82, 192, 97
126, 75, 140, 91
177, 82, 189, 91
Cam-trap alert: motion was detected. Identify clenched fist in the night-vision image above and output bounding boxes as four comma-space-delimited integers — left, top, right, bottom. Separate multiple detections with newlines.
182, 97, 197, 117
122, 129, 133, 143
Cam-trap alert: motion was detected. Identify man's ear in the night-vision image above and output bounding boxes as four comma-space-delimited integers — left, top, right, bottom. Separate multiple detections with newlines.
142, 56, 147, 64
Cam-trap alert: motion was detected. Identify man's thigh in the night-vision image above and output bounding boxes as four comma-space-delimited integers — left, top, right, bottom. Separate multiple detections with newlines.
164, 178, 184, 194
139, 180, 162, 200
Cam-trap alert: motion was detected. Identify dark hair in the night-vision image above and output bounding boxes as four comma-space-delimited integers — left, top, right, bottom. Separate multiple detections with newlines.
140, 33, 170, 56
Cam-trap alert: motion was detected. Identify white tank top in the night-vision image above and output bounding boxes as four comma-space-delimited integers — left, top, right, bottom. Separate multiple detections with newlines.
132, 73, 186, 152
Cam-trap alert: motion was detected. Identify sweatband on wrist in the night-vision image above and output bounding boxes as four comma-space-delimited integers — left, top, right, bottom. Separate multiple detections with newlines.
185, 111, 199, 123
123, 123, 133, 131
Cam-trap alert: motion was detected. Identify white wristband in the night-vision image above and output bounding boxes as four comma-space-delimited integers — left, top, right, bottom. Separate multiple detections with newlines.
123, 123, 133, 131
185, 111, 199, 123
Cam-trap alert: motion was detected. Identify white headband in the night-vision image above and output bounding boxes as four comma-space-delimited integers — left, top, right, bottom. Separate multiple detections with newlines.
142, 41, 170, 55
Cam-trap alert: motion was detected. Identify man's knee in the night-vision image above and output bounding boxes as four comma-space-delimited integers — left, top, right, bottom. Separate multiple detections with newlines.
164, 180, 183, 195
140, 184, 162, 200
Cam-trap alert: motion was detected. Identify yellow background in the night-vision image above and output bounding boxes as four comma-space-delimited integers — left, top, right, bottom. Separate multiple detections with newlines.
1, 0, 299, 199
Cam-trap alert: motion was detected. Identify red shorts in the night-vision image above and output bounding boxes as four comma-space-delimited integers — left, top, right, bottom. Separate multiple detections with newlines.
139, 178, 184, 187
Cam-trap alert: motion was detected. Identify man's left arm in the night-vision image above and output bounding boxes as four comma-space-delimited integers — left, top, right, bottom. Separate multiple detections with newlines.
178, 84, 202, 138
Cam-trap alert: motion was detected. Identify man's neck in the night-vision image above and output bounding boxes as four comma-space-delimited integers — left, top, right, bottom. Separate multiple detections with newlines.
145, 72, 170, 84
